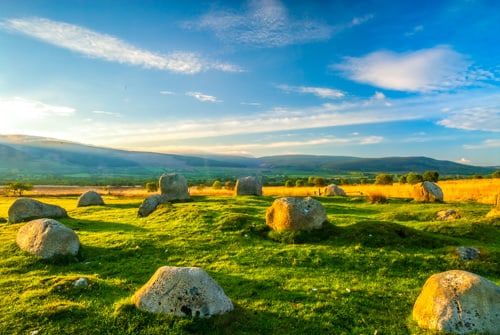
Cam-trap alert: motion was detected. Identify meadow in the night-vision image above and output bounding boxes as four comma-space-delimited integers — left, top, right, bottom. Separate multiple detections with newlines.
0, 188, 499, 334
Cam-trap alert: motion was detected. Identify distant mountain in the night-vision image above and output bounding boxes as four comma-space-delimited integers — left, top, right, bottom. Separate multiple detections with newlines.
0, 135, 495, 182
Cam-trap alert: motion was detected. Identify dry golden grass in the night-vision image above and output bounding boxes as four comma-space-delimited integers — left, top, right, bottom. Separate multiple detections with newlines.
1, 178, 498, 204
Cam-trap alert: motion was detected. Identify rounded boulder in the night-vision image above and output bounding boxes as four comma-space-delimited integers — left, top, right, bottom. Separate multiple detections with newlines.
412, 181, 444, 202
16, 219, 80, 259
413, 270, 500, 334
159, 173, 190, 201
266, 197, 327, 232
323, 184, 346, 196
132, 266, 233, 317
234, 176, 262, 196
77, 191, 104, 207
8, 198, 68, 223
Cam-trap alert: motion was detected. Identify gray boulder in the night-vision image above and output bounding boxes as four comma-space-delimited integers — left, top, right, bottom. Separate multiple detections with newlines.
412, 181, 444, 202
77, 191, 104, 207
138, 195, 164, 217
456, 247, 480, 261
16, 219, 80, 259
323, 184, 346, 196
159, 173, 190, 201
234, 176, 262, 196
266, 197, 327, 232
132, 266, 233, 317
8, 198, 68, 223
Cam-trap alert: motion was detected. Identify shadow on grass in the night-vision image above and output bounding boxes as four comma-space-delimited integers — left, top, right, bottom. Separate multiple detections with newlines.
60, 217, 146, 233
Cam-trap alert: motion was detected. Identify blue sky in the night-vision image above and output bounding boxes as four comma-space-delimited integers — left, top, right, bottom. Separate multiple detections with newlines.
0, 0, 499, 165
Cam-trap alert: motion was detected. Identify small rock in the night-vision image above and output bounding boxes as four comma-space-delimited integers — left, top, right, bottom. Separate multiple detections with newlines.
73, 277, 89, 288
436, 209, 461, 221
456, 246, 480, 261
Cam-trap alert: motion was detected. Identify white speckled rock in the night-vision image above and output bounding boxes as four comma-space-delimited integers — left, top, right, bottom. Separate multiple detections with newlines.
413, 181, 444, 202
77, 191, 104, 207
413, 270, 500, 334
159, 173, 190, 201
16, 219, 80, 259
234, 176, 262, 196
132, 266, 233, 317
8, 198, 68, 223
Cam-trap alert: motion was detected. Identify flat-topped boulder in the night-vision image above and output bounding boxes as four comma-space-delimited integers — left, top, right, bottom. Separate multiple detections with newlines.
266, 197, 327, 232
234, 176, 262, 196
159, 173, 190, 201
132, 266, 233, 317
8, 198, 68, 223
413, 270, 500, 334
323, 184, 346, 196
16, 218, 80, 259
77, 191, 104, 207
412, 181, 444, 202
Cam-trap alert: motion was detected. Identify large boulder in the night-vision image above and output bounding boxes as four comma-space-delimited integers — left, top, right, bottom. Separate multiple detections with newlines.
16, 219, 80, 259
266, 197, 327, 232
132, 266, 233, 317
138, 195, 164, 217
159, 173, 190, 201
323, 184, 346, 196
234, 176, 262, 196
8, 198, 68, 223
413, 270, 500, 334
77, 190, 104, 207
412, 181, 444, 202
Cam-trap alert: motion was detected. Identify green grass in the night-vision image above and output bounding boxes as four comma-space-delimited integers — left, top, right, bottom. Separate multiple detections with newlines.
0, 195, 498, 334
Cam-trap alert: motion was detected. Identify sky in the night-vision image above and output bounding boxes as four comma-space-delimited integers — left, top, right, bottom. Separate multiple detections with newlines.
0, 0, 499, 165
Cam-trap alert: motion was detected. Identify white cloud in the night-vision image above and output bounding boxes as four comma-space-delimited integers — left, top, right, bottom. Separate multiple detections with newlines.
464, 139, 500, 149
405, 25, 423, 37
241, 102, 261, 106
278, 84, 345, 99
334, 46, 494, 92
184, 0, 372, 47
186, 91, 222, 103
458, 157, 471, 163
0, 97, 75, 118
160, 91, 175, 95
2, 17, 241, 74
92, 110, 121, 117
373, 91, 385, 100
438, 107, 500, 132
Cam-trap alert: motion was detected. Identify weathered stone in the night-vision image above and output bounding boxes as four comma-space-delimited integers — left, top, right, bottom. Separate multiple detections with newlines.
159, 173, 190, 201
234, 176, 262, 196
77, 191, 104, 207
456, 247, 480, 261
413, 270, 500, 334
16, 219, 80, 259
266, 197, 327, 232
413, 181, 444, 202
8, 198, 68, 223
138, 195, 164, 217
73, 278, 89, 288
436, 209, 461, 221
132, 266, 233, 317
323, 184, 346, 196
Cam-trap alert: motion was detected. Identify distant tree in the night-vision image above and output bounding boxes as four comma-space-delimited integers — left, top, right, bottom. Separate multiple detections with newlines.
406, 172, 423, 185
224, 180, 234, 190
285, 180, 293, 187
212, 180, 222, 189
314, 177, 326, 187
374, 174, 393, 185
339, 178, 349, 185
399, 175, 407, 184
295, 179, 304, 187
473, 175, 484, 179
307, 176, 316, 186
423, 171, 439, 182
492, 170, 500, 178
145, 182, 158, 193
5, 182, 33, 196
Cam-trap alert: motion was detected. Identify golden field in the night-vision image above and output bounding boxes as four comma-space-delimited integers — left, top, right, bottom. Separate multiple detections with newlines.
2, 178, 499, 204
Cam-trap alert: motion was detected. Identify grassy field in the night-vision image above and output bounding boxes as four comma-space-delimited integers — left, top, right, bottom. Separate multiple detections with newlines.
0, 194, 499, 334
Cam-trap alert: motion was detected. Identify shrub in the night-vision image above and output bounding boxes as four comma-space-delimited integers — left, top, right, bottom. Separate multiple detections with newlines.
313, 177, 326, 187
307, 176, 316, 186
367, 193, 388, 204
145, 182, 158, 193
224, 180, 234, 190
285, 180, 293, 187
493, 170, 500, 178
399, 175, 407, 184
5, 182, 33, 196
406, 172, 423, 185
212, 180, 222, 189
374, 174, 393, 185
423, 171, 439, 182
295, 179, 304, 187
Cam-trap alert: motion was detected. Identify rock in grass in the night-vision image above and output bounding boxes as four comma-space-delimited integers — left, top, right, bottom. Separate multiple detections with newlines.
412, 181, 444, 203
413, 270, 500, 334
16, 219, 80, 259
132, 266, 233, 317
77, 191, 104, 207
73, 277, 89, 288
266, 197, 327, 232
234, 176, 262, 196
436, 209, 460, 221
159, 173, 190, 201
323, 184, 346, 196
456, 247, 480, 261
8, 198, 68, 223
138, 195, 164, 217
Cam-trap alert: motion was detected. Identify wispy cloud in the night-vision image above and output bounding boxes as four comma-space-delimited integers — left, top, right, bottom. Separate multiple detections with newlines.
241, 102, 261, 106
160, 91, 175, 95
186, 91, 222, 103
438, 106, 500, 132
405, 25, 423, 37
333, 46, 495, 92
277, 84, 345, 99
0, 97, 75, 118
458, 157, 471, 163
92, 110, 121, 117
1, 17, 242, 74
464, 139, 500, 149
183, 0, 372, 47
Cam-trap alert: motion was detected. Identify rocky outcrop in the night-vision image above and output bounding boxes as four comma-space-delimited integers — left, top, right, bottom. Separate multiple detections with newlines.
8, 198, 68, 223
266, 197, 327, 232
